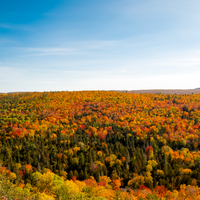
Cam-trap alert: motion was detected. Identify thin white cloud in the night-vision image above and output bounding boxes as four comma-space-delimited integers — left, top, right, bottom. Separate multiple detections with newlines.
0, 23, 16, 29
25, 47, 73, 52
20, 47, 78, 57
0, 23, 32, 31
74, 40, 118, 50
111, 0, 200, 19
63, 70, 96, 73
18, 39, 118, 57
0, 38, 19, 44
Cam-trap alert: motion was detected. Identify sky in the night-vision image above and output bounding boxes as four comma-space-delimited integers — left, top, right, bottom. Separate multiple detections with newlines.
0, 0, 200, 92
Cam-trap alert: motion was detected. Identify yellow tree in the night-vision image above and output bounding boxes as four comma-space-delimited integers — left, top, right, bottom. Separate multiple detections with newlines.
37, 170, 54, 194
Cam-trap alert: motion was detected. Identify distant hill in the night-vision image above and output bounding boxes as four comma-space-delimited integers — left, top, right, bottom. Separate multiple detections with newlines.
0, 92, 35, 94
1, 89, 200, 95
129, 89, 200, 94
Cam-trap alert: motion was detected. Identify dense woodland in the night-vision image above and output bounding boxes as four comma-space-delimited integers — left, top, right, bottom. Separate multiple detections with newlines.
1, 91, 200, 199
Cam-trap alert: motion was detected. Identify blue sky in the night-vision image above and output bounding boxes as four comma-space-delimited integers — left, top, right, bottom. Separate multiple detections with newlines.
0, 0, 200, 92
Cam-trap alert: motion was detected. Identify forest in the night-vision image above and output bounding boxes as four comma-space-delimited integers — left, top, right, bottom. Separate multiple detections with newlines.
0, 91, 200, 199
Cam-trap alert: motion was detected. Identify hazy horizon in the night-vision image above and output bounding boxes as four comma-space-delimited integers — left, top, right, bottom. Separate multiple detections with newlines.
0, 88, 200, 94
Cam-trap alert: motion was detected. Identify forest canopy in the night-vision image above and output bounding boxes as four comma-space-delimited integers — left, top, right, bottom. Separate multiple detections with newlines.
0, 91, 200, 199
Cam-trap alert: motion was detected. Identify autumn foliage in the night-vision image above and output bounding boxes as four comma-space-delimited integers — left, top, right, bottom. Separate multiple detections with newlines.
1, 91, 200, 199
